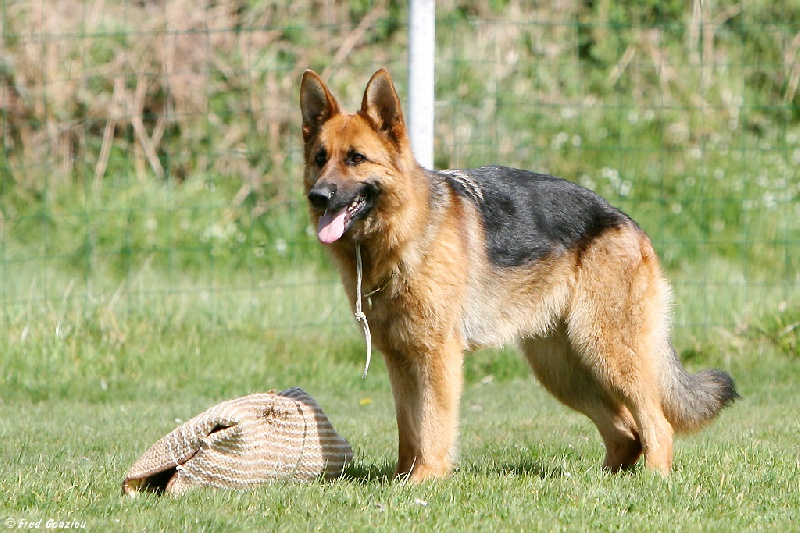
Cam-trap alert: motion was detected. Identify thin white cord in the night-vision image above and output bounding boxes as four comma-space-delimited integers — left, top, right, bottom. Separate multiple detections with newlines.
354, 243, 372, 379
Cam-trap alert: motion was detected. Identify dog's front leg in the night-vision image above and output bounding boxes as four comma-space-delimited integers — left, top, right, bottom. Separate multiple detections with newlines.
383, 335, 464, 482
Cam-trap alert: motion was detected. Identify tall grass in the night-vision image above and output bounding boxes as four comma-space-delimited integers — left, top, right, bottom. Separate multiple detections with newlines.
2, 1, 796, 325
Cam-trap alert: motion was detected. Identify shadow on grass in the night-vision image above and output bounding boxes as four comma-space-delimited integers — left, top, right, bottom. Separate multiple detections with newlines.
339, 456, 571, 484
340, 462, 396, 485
462, 456, 568, 479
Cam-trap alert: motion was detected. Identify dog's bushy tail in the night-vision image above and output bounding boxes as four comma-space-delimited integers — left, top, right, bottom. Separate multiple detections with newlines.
661, 346, 739, 433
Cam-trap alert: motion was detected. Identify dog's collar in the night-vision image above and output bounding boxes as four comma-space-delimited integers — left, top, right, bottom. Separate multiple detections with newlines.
363, 276, 391, 303
352, 245, 392, 305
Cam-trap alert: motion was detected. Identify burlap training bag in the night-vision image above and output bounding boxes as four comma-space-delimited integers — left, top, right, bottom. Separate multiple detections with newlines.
123, 388, 353, 495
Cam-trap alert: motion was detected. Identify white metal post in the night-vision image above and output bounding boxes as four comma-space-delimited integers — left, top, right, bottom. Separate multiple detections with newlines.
408, 0, 435, 169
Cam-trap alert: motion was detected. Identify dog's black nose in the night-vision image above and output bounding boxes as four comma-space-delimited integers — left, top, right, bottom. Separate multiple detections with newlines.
307, 183, 336, 210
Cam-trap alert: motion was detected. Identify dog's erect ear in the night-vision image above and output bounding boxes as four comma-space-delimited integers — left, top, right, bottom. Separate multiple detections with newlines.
300, 70, 341, 142
359, 68, 406, 142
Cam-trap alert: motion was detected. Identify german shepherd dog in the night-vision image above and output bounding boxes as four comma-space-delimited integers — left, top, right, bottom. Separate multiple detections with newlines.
300, 68, 737, 481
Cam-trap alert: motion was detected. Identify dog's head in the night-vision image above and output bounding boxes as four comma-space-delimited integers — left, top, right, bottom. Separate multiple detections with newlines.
299, 68, 416, 245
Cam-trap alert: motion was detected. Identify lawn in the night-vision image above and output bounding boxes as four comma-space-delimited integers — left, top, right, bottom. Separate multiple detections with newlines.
1, 265, 798, 531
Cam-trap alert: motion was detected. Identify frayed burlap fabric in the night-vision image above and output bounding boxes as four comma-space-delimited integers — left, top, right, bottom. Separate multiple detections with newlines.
122, 388, 353, 496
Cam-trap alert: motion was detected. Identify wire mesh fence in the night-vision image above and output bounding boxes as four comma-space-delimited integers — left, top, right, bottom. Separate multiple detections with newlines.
1, 1, 798, 349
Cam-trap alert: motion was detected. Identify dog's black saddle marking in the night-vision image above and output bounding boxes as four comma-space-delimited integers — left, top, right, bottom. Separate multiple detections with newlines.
441, 166, 631, 267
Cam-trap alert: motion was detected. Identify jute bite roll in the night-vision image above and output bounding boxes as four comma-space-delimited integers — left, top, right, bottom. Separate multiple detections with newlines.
123, 388, 353, 495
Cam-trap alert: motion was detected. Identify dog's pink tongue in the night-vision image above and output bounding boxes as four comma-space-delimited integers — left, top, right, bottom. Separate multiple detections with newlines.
317, 208, 347, 244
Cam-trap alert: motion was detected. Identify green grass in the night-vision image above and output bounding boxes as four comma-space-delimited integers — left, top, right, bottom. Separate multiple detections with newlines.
1, 265, 799, 531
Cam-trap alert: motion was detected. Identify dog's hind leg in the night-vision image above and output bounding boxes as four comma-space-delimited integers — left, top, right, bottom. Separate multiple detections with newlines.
383, 335, 464, 481
562, 333, 674, 474
565, 227, 677, 475
521, 334, 643, 471
593, 407, 643, 472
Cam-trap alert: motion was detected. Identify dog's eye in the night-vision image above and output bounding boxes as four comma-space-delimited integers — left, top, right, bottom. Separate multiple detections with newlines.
314, 149, 327, 167
348, 152, 367, 165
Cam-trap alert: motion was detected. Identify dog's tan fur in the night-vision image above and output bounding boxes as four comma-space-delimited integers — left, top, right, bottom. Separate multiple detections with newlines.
300, 68, 737, 481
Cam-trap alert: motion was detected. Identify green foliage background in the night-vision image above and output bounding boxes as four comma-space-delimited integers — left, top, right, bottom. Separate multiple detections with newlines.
2, 1, 797, 334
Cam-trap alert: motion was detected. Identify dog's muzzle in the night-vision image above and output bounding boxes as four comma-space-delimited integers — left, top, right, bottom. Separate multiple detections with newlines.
307, 182, 337, 211
308, 181, 379, 244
